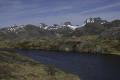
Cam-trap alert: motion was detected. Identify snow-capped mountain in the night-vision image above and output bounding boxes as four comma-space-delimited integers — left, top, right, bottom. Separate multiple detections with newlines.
0, 17, 113, 40
0, 17, 108, 34
36, 18, 107, 30
37, 22, 81, 30
60, 22, 81, 30
84, 17, 107, 24
47, 24, 60, 30
60, 22, 72, 27
37, 23, 47, 28
67, 25, 81, 30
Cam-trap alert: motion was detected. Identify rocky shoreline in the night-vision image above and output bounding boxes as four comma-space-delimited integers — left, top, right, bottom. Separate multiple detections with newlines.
0, 35, 119, 55
0, 19, 120, 55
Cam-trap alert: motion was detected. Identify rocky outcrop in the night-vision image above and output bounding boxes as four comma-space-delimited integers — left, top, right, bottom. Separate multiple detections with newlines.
37, 23, 47, 28
98, 27, 120, 40
64, 23, 105, 37
0, 18, 120, 55
103, 20, 120, 29
61, 22, 72, 27
84, 17, 107, 24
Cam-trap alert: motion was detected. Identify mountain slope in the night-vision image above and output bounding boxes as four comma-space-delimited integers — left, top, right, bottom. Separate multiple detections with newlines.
0, 18, 119, 40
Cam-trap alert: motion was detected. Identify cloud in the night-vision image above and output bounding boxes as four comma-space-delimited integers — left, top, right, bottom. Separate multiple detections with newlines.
0, 4, 72, 20
0, 13, 120, 28
79, 2, 120, 14
1, 0, 119, 20
4, 10, 119, 27
0, 0, 120, 28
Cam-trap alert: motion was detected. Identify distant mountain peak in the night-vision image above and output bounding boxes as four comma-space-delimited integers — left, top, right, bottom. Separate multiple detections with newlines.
60, 22, 81, 30
12, 24, 17, 27
2, 17, 109, 32
61, 22, 72, 27
37, 23, 47, 28
84, 17, 107, 24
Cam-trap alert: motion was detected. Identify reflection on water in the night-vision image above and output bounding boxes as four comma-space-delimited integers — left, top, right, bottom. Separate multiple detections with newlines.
15, 50, 120, 80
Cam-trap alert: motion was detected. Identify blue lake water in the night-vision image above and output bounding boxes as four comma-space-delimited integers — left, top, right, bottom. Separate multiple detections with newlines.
15, 50, 120, 80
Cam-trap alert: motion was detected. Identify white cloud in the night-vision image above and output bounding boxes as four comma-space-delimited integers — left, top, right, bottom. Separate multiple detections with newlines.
79, 2, 120, 14
0, 6, 73, 21
0, 0, 120, 28
3, 10, 119, 27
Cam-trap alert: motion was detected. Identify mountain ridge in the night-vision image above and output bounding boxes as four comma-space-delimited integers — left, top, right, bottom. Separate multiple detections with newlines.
2, 17, 108, 30
0, 17, 120, 55
0, 17, 120, 40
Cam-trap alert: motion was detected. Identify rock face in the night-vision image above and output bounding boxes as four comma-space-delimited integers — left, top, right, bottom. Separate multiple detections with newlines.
93, 45, 104, 53
110, 20, 120, 27
64, 23, 105, 37
61, 22, 72, 27
81, 23, 105, 35
103, 20, 120, 29
37, 23, 47, 28
84, 17, 107, 24
52, 24, 59, 28
0, 18, 119, 40
0, 24, 50, 40
60, 22, 80, 30
47, 24, 59, 30
99, 27, 120, 40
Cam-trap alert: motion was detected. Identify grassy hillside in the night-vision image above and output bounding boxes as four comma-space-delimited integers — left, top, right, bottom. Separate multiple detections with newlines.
0, 50, 80, 80
0, 35, 119, 55
0, 20, 120, 55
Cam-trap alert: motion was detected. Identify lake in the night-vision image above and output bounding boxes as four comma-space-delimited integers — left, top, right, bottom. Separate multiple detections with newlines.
15, 50, 120, 80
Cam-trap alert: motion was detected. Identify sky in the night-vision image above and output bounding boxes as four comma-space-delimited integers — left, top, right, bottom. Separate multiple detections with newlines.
0, 0, 120, 28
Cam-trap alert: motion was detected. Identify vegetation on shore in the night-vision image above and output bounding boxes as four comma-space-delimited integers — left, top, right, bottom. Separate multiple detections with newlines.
0, 20, 120, 55
0, 34, 120, 55
0, 50, 80, 80
0, 18, 120, 80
